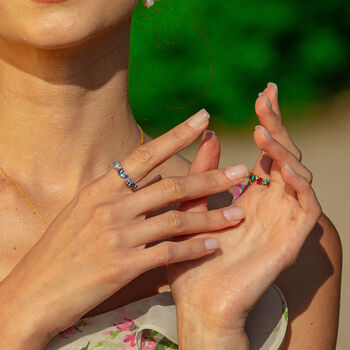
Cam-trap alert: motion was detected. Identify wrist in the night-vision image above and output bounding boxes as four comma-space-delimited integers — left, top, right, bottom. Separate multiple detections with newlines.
0, 281, 52, 350
0, 313, 51, 350
176, 307, 249, 350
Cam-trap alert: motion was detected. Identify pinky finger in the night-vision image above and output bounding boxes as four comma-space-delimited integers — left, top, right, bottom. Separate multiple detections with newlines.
281, 163, 322, 219
138, 237, 220, 272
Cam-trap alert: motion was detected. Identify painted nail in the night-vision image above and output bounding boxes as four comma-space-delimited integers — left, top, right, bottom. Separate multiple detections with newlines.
255, 125, 272, 139
188, 108, 210, 128
205, 238, 220, 250
258, 92, 273, 111
201, 129, 216, 141
267, 82, 278, 95
223, 207, 245, 221
283, 163, 297, 176
225, 164, 248, 180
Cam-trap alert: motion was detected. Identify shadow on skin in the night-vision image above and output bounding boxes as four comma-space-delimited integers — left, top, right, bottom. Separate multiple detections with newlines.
275, 221, 334, 349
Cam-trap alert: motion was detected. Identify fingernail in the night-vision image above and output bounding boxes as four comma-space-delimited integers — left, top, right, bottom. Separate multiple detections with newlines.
188, 108, 210, 128
283, 163, 297, 176
267, 82, 278, 95
225, 164, 248, 180
258, 92, 272, 111
205, 238, 220, 250
223, 207, 245, 221
201, 129, 215, 141
255, 125, 272, 139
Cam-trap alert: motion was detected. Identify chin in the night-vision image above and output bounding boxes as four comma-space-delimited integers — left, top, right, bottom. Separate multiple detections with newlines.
24, 14, 109, 49
0, 0, 137, 49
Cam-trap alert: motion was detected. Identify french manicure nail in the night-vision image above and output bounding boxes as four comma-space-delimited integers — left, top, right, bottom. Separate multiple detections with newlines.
255, 125, 272, 139
223, 207, 245, 221
205, 238, 220, 250
267, 82, 278, 95
188, 108, 210, 128
258, 92, 273, 111
283, 163, 297, 176
225, 164, 248, 180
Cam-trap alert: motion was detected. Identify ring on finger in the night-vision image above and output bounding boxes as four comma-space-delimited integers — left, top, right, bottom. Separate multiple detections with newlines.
248, 170, 270, 185
112, 160, 139, 191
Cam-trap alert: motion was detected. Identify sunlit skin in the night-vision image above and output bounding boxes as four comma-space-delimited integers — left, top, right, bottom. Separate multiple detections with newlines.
0, 1, 341, 349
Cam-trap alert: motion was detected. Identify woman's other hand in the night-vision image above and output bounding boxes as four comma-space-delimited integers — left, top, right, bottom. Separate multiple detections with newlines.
168, 91, 322, 349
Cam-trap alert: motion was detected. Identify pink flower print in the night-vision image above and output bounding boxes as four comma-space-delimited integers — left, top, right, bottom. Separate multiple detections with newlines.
59, 326, 82, 339
141, 336, 157, 350
123, 333, 137, 347
102, 330, 112, 336
114, 318, 136, 331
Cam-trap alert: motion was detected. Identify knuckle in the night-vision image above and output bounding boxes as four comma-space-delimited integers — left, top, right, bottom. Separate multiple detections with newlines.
163, 211, 184, 231
294, 145, 302, 161
204, 171, 221, 188
132, 144, 153, 163
108, 228, 126, 247
169, 127, 187, 142
187, 241, 199, 257
161, 177, 187, 197
306, 198, 322, 218
271, 120, 283, 135
316, 203, 322, 218
91, 203, 114, 225
305, 168, 313, 184
158, 242, 175, 264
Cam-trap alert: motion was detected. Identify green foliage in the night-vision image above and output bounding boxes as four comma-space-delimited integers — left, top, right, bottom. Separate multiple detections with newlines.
129, 0, 349, 134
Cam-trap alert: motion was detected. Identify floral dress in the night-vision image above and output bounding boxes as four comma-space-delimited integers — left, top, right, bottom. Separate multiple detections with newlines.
44, 285, 288, 350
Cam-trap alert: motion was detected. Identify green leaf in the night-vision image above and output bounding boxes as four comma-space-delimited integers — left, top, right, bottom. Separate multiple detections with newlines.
79, 341, 90, 350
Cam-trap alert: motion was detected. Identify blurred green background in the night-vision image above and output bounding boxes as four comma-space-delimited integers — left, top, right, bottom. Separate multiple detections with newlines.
128, 2, 350, 349
129, 0, 350, 135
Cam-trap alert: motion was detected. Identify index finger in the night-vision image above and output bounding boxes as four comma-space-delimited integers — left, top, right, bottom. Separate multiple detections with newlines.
102, 109, 210, 191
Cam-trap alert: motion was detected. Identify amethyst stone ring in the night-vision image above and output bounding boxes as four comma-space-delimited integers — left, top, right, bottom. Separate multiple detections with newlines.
112, 160, 139, 191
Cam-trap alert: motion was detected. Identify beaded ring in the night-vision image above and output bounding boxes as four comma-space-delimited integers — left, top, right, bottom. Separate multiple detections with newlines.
112, 160, 139, 191
247, 170, 270, 186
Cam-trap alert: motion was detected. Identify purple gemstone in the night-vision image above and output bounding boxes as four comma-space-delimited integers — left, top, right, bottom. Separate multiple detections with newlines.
257, 178, 263, 185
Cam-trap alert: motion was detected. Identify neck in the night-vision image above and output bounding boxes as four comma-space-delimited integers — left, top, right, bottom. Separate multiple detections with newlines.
0, 18, 141, 201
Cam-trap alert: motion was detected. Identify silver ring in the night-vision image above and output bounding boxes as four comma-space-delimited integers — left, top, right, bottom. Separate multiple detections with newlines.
112, 160, 139, 191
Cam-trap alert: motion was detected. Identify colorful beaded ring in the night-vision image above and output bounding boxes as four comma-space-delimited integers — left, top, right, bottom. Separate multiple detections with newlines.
247, 170, 270, 186
112, 160, 139, 191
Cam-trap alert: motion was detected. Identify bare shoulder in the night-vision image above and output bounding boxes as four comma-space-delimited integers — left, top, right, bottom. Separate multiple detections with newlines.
277, 213, 342, 350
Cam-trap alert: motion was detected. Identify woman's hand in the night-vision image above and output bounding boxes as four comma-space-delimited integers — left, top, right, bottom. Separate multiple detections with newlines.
167, 85, 321, 349
0, 109, 248, 349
